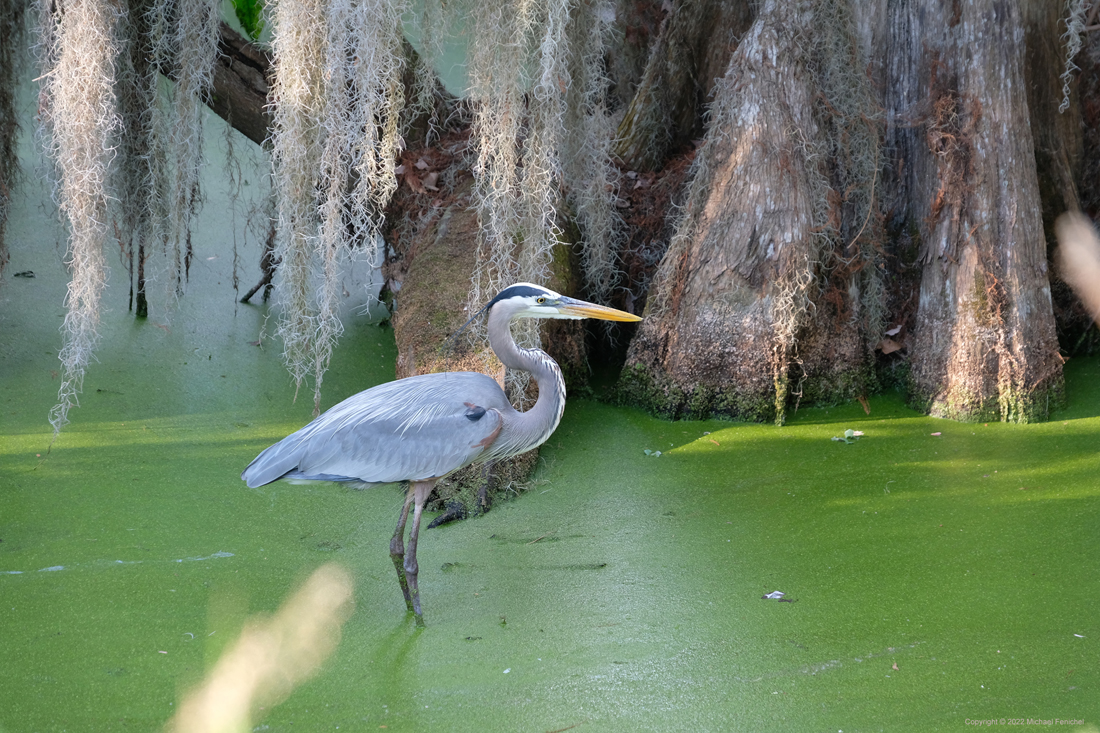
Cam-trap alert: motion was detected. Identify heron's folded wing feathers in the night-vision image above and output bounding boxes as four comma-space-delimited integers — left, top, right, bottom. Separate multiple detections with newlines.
241, 372, 510, 487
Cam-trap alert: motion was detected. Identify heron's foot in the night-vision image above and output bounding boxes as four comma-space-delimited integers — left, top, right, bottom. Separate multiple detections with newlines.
390, 552, 413, 611
405, 556, 423, 623
476, 481, 491, 516
427, 500, 466, 529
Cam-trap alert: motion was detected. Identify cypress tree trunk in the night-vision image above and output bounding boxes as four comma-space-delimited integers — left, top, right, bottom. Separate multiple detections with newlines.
619, 0, 877, 423
1022, 0, 1082, 221
885, 0, 1064, 422
1021, 0, 1092, 354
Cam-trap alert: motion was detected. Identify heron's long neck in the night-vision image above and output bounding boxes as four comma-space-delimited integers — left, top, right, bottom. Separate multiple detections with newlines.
487, 307, 566, 454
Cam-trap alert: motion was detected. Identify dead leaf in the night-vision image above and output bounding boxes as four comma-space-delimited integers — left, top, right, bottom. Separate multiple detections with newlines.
708, 439, 720, 446
415, 158, 430, 170
857, 394, 870, 414
879, 338, 902, 354
393, 164, 405, 175
892, 662, 899, 671
930, 432, 942, 436
422, 171, 439, 191
405, 173, 424, 193
885, 325, 902, 336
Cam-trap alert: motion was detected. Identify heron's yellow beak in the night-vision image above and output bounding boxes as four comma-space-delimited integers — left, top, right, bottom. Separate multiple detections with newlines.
557, 299, 642, 322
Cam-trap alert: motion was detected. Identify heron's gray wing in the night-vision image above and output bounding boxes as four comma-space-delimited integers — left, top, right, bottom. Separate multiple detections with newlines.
241, 372, 511, 488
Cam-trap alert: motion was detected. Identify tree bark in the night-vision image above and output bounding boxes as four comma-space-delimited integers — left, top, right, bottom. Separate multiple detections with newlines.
1024, 0, 1098, 355
605, 0, 665, 112
204, 25, 453, 150
885, 0, 1064, 422
620, 0, 876, 423
208, 21, 273, 147
612, 0, 754, 171
1080, 17, 1100, 223
0, 0, 26, 278
1022, 1, 1082, 222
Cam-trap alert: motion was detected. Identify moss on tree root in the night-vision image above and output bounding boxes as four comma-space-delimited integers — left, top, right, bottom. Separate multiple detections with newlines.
909, 375, 1067, 424
621, 355, 1063, 426
617, 359, 877, 423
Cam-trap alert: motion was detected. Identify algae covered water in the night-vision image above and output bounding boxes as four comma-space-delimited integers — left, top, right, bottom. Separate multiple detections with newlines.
2, 115, 1098, 733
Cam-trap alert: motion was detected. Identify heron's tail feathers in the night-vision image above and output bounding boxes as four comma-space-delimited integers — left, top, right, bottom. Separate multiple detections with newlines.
241, 441, 302, 488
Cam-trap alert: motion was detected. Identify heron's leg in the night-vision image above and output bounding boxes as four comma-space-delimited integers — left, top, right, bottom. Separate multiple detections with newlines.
476, 462, 493, 516
390, 486, 415, 611
404, 480, 435, 627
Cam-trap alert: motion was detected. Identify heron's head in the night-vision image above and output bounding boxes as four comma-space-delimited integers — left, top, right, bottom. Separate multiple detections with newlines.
486, 283, 642, 322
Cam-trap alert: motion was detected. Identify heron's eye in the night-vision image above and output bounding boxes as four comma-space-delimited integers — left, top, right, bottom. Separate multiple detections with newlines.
536, 297, 546, 304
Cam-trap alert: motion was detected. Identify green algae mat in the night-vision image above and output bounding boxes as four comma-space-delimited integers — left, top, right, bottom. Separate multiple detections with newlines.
4, 290, 1100, 732
3, 144, 1099, 733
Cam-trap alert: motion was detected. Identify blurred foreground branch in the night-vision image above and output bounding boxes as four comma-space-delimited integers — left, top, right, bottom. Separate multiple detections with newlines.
1056, 212, 1100, 326
166, 563, 354, 733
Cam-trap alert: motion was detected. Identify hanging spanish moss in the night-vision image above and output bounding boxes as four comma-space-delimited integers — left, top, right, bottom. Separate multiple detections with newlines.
347, 0, 407, 243
270, 0, 407, 413
517, 0, 568, 286
405, 0, 448, 142
166, 0, 220, 297
467, 0, 572, 403
222, 103, 274, 308
270, 0, 328, 404
310, 0, 355, 413
1060, 0, 1090, 114
112, 0, 162, 319
468, 0, 533, 314
36, 0, 122, 436
563, 0, 623, 313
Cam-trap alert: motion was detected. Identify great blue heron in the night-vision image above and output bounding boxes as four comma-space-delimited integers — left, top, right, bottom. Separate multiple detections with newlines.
241, 283, 641, 625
